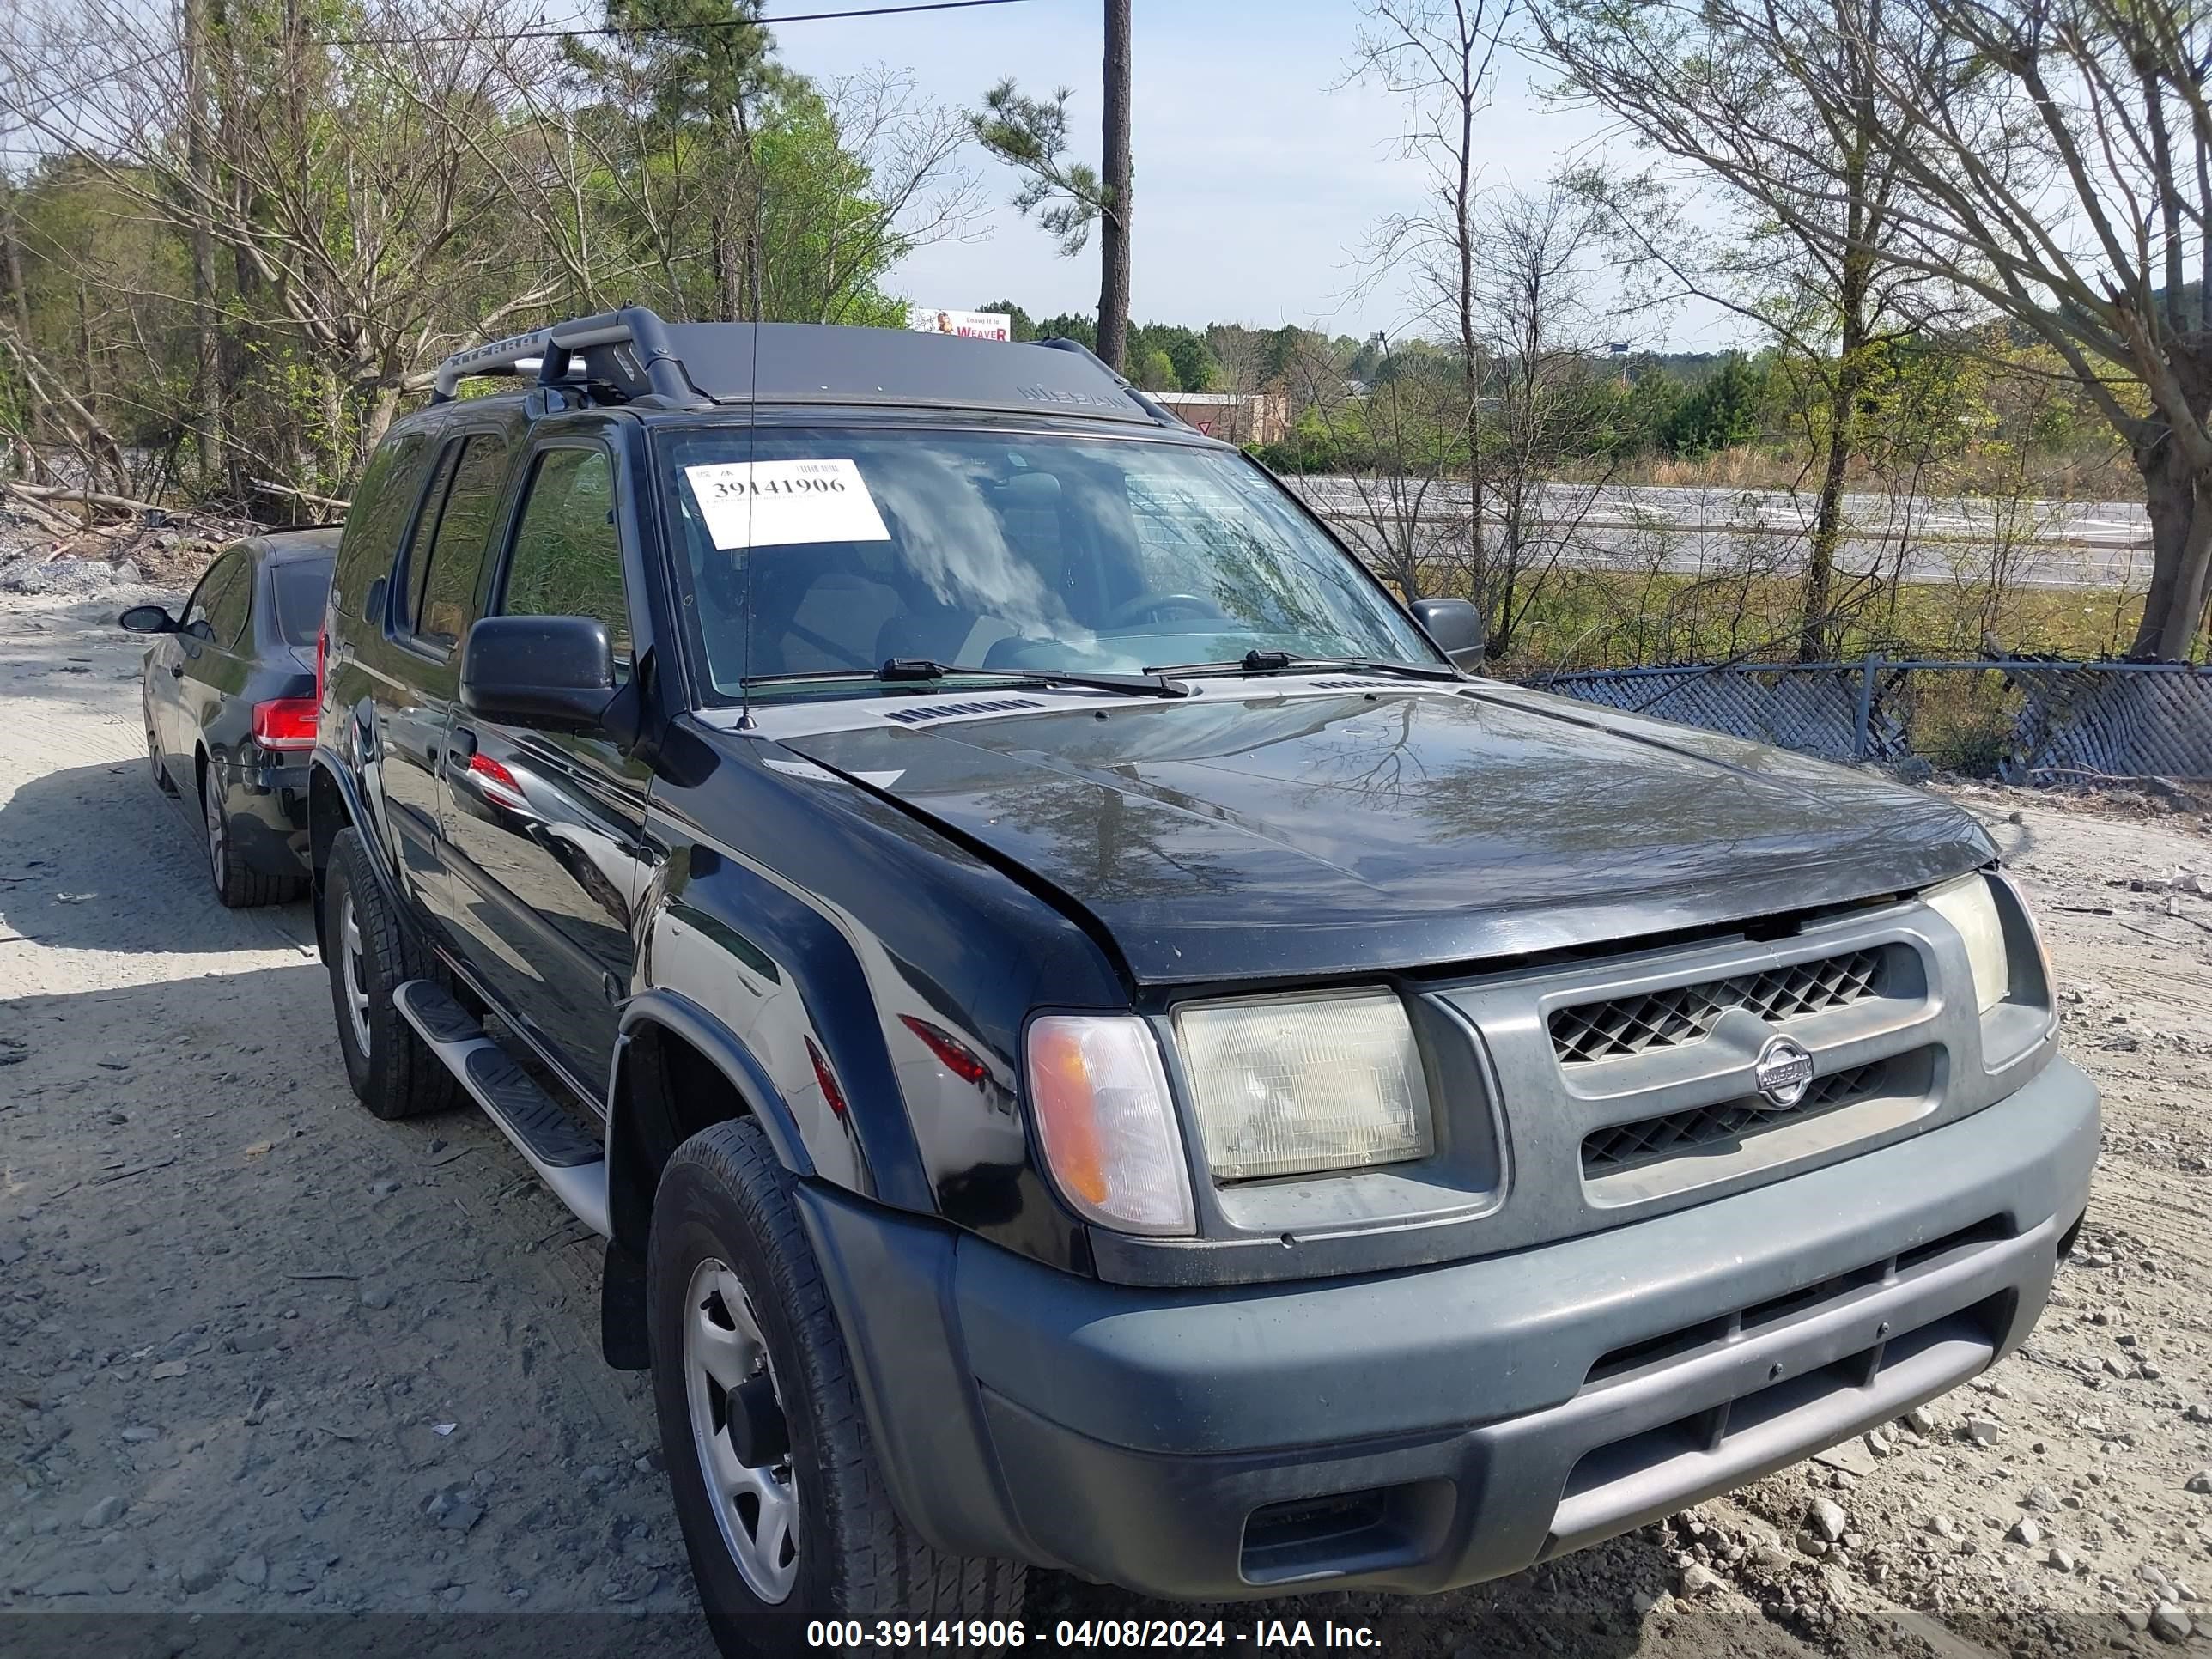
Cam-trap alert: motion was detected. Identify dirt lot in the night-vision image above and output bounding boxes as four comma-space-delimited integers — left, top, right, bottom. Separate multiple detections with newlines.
3, 586, 2211, 1659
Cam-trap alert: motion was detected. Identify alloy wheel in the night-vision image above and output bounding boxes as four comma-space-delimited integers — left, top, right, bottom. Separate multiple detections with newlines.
204, 781, 228, 890
338, 890, 373, 1059
681, 1255, 799, 1603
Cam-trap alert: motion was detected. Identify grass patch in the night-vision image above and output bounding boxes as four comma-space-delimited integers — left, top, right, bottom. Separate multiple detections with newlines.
1437, 567, 2159, 675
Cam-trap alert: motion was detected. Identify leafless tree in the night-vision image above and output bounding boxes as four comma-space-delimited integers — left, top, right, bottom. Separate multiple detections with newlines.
766, 72, 983, 325
1200, 323, 1280, 443
1540, 0, 2212, 660
455, 49, 981, 327
0, 0, 982, 504
1347, 0, 1517, 610
1471, 185, 1625, 656
0, 0, 557, 495
1279, 333, 1472, 603
1535, 0, 1944, 661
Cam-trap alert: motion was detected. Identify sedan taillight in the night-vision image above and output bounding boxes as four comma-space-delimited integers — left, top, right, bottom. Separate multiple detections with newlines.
252, 697, 317, 751
465, 750, 527, 811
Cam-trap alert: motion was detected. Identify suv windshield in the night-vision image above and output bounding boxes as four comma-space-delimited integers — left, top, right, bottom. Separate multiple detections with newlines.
655, 426, 1439, 700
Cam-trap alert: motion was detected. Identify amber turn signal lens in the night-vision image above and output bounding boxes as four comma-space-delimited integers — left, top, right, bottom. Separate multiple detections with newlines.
1030, 1024, 1109, 1204
1024, 1016, 1194, 1236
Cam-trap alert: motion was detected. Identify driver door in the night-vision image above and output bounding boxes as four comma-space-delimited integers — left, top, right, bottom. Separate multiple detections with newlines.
153, 550, 244, 775
437, 441, 652, 1099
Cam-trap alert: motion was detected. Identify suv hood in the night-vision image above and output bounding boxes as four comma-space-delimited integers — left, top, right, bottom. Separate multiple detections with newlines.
777, 681, 1994, 986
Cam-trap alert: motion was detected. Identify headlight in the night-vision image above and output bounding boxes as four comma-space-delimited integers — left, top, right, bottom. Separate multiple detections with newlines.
1174, 990, 1433, 1181
1026, 1015, 1194, 1234
1926, 874, 2008, 1014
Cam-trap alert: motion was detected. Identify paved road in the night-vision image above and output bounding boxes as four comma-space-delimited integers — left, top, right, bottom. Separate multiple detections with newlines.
1286, 477, 2156, 590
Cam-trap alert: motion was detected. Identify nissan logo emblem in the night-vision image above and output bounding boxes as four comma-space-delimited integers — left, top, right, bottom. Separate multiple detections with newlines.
1753, 1036, 1817, 1108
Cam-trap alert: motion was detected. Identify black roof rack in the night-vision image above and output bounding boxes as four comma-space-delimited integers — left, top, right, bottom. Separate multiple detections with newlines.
432, 305, 706, 406
429, 305, 1190, 430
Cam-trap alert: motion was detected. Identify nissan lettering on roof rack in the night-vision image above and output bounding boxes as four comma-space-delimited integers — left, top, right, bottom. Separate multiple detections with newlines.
303, 304, 2095, 1656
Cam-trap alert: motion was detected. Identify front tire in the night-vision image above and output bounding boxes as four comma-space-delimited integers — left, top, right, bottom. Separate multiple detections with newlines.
322, 825, 462, 1121
648, 1120, 1024, 1657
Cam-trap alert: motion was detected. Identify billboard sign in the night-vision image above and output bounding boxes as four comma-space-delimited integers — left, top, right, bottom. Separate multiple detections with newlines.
908, 307, 1012, 342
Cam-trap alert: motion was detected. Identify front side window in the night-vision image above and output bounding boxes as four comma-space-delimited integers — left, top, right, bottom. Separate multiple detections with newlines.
183, 551, 246, 646
654, 427, 1437, 701
501, 447, 632, 681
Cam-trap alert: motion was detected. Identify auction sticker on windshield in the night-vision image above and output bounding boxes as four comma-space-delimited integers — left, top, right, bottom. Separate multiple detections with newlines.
685, 458, 890, 549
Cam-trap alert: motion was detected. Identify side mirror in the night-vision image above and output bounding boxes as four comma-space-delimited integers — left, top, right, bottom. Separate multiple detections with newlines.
118, 604, 177, 634
461, 615, 617, 733
1411, 597, 1487, 672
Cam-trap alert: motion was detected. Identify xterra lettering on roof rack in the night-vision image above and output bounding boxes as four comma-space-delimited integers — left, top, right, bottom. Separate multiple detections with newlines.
429, 303, 1189, 428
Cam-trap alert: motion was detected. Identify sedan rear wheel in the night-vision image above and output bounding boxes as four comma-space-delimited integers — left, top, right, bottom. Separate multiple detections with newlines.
201, 766, 294, 908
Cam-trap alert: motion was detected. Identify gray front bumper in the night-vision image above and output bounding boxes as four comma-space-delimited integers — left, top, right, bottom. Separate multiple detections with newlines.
800, 1054, 2097, 1599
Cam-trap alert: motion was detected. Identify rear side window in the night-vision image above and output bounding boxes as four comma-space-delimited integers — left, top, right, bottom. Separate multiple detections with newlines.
401, 443, 465, 632
271, 557, 336, 647
335, 430, 431, 619
410, 434, 508, 647
501, 448, 632, 680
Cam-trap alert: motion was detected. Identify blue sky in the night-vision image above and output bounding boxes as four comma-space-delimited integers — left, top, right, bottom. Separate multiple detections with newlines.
772, 0, 1703, 343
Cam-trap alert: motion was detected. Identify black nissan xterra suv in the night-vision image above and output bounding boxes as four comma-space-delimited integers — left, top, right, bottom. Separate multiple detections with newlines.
308, 307, 2096, 1653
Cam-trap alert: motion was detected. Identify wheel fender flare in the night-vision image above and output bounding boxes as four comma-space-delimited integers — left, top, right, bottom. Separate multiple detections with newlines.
308, 748, 416, 957
608, 988, 814, 1257
308, 746, 403, 888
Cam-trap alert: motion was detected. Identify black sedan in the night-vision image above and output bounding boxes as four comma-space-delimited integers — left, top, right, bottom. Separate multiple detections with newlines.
121, 527, 339, 907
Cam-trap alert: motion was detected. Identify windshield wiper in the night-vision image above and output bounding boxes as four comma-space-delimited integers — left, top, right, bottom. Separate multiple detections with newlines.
1144, 648, 1462, 682
743, 659, 1193, 698
880, 658, 1194, 698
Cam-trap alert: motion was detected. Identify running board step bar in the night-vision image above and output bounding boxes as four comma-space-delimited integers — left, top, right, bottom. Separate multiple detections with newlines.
392, 979, 610, 1239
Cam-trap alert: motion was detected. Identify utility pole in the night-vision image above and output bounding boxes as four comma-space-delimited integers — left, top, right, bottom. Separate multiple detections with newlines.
1097, 0, 1131, 374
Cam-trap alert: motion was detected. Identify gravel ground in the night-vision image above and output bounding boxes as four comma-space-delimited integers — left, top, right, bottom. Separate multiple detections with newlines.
3, 586, 2209, 1659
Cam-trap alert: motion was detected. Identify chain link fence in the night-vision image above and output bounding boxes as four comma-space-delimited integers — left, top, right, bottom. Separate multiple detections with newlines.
1534, 657, 2212, 784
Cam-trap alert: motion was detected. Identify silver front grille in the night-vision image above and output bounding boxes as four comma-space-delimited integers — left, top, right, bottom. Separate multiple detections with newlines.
1581, 1060, 1889, 1176
1430, 892, 1987, 1245
1549, 948, 1885, 1066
